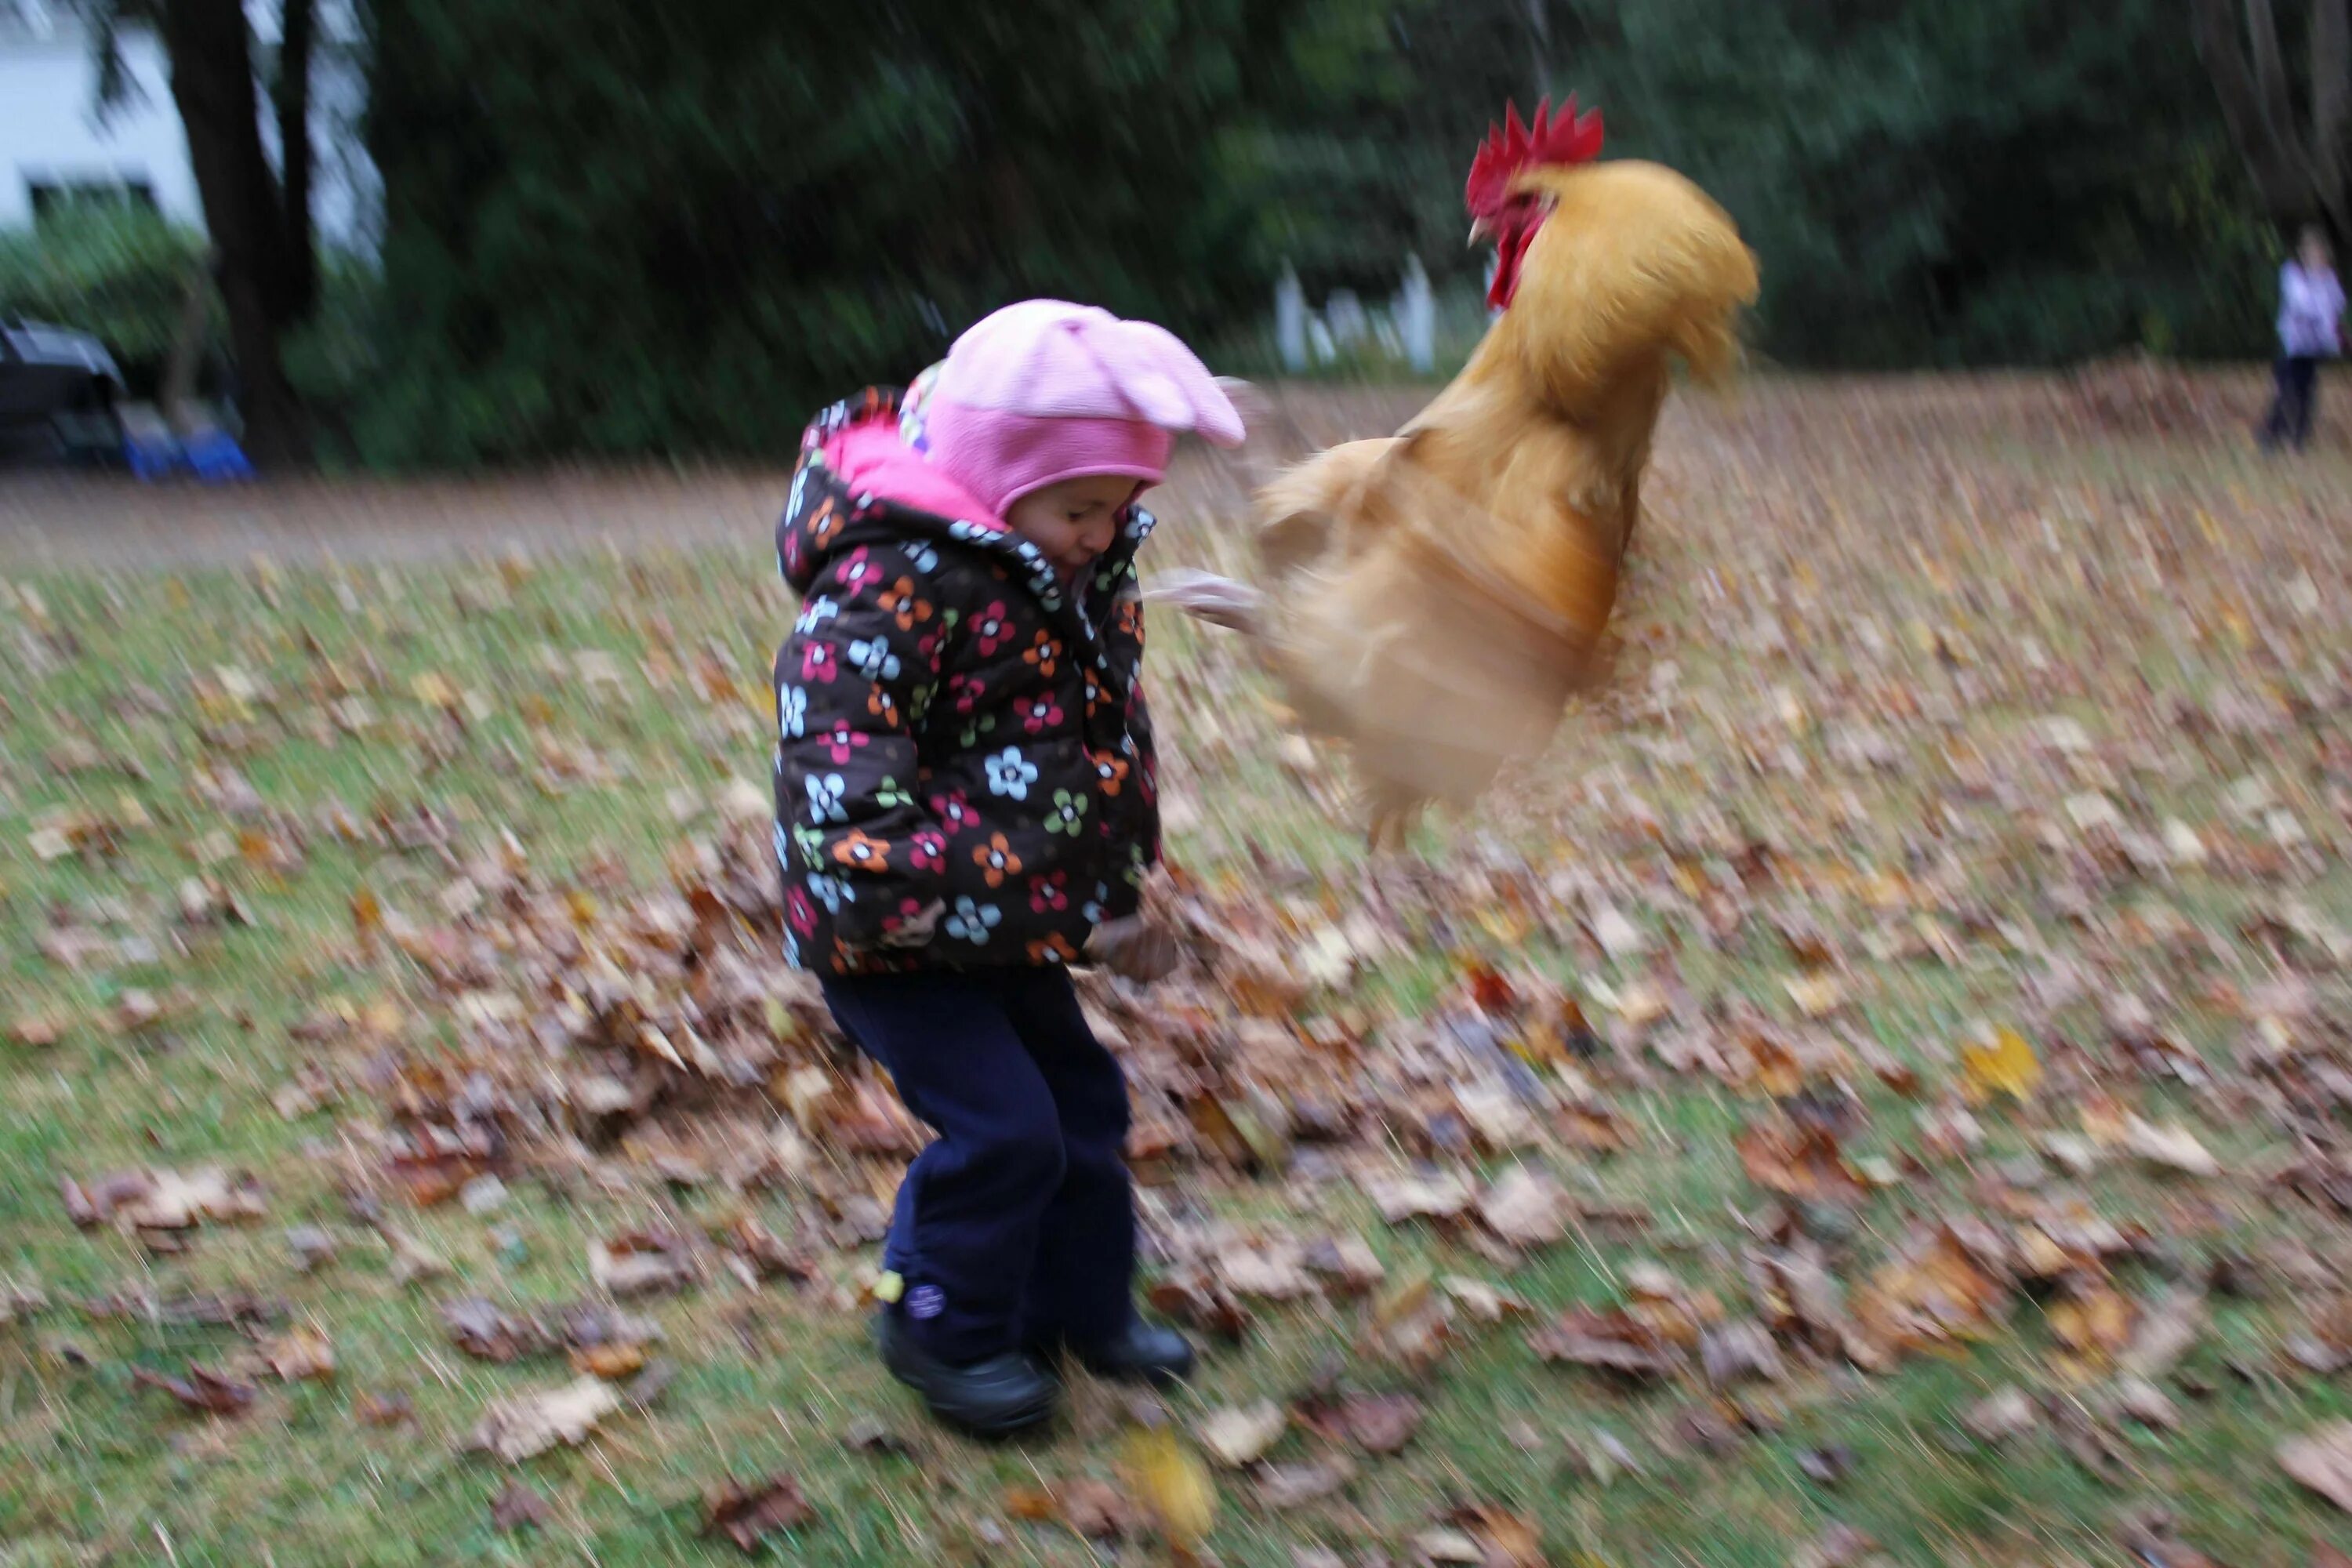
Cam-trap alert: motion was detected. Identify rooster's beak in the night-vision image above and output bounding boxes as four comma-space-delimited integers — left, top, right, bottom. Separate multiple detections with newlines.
1468, 216, 1494, 247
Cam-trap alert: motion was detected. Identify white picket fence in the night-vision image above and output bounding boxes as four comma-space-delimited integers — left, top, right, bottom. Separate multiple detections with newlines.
1275, 256, 1439, 374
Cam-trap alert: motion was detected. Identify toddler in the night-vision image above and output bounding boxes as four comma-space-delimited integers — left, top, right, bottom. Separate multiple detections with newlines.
771, 300, 1243, 1434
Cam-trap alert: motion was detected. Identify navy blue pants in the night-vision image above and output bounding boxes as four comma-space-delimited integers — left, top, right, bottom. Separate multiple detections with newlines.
2263, 354, 2320, 450
821, 967, 1135, 1363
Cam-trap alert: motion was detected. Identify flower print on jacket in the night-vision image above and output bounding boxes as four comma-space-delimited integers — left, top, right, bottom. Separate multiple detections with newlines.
1091, 751, 1129, 796
784, 884, 818, 937
847, 637, 902, 683
806, 869, 852, 913
805, 771, 849, 823
1020, 694, 1063, 734
1029, 870, 1069, 915
972, 601, 1014, 657
832, 829, 890, 873
777, 682, 808, 740
1022, 629, 1061, 680
794, 595, 840, 637
932, 789, 980, 835
974, 833, 1022, 888
818, 720, 869, 766
985, 746, 1039, 800
1027, 931, 1079, 964
946, 896, 1002, 945
1045, 789, 1089, 836
946, 670, 988, 715
907, 828, 947, 873
879, 577, 931, 633
835, 546, 884, 597
800, 641, 840, 684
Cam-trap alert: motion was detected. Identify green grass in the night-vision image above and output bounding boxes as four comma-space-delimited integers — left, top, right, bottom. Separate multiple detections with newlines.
7, 384, 2352, 1566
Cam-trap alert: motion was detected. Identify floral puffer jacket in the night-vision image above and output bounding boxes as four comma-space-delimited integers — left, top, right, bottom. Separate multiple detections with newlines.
771, 387, 1160, 975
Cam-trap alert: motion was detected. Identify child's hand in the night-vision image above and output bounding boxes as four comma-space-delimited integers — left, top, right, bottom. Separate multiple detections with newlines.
1084, 913, 1181, 983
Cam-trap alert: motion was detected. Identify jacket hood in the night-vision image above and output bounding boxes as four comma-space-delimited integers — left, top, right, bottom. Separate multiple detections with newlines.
777, 388, 1151, 631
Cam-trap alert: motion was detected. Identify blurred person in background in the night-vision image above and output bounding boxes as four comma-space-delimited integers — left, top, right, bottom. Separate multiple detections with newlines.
2259, 225, 2345, 453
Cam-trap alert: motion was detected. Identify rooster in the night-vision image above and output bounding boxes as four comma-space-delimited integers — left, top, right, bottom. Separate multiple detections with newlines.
1162, 100, 1759, 844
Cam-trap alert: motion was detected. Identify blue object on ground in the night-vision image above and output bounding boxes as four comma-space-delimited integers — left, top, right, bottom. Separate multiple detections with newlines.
122, 426, 256, 483
123, 429, 183, 481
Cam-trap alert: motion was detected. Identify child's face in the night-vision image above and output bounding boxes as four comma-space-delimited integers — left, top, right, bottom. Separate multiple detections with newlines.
1005, 474, 1138, 580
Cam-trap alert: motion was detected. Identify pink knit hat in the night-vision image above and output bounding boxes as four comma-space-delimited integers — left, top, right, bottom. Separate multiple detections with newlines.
922, 299, 1244, 520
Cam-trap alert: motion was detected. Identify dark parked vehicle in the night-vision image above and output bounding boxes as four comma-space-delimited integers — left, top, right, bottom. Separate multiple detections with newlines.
0, 318, 126, 462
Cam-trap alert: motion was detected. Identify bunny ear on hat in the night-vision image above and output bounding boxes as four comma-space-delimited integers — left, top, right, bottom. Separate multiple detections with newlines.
1069, 315, 1247, 448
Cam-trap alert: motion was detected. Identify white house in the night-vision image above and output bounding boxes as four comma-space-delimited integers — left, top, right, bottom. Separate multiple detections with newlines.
0, 0, 376, 249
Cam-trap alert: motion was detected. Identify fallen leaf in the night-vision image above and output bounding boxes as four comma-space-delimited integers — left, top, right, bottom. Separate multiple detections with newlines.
490, 1480, 550, 1532
1529, 1308, 1683, 1380
262, 1326, 336, 1382
1057, 1478, 1137, 1541
1736, 1123, 1867, 1204
1122, 1424, 1216, 1550
1477, 1166, 1572, 1247
588, 1230, 697, 1298
1196, 1400, 1287, 1468
2111, 1375, 2181, 1430
1699, 1319, 1785, 1387
1960, 1023, 2042, 1104
1962, 1385, 2038, 1443
2281, 1423, 2352, 1513
1254, 1454, 1356, 1509
2125, 1116, 2220, 1177
841, 1416, 912, 1457
702, 1474, 816, 1553
1440, 1274, 1531, 1323
1335, 1391, 1424, 1454
1367, 1169, 1475, 1225
355, 1390, 413, 1428
132, 1363, 256, 1416
466, 1375, 622, 1461
1434, 1503, 1545, 1566
2121, 1290, 2205, 1377
1791, 1521, 1875, 1568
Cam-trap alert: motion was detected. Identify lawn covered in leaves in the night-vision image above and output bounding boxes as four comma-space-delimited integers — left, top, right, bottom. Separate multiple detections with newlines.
7, 376, 2352, 1567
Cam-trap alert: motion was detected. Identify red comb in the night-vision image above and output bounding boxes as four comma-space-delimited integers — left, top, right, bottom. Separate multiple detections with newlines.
1465, 96, 1605, 214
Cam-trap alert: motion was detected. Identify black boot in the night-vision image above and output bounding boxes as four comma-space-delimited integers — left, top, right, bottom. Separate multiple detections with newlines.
874, 1312, 1058, 1437
1051, 1318, 1196, 1385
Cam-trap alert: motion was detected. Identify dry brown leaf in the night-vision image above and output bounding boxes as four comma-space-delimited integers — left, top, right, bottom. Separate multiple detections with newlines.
1334, 1391, 1424, 1454
466, 1375, 622, 1462
2125, 1116, 2221, 1177
2281, 1423, 2352, 1513
588, 1230, 697, 1298
1196, 1400, 1287, 1468
1254, 1454, 1356, 1509
1528, 1308, 1683, 1380
1433, 1503, 1546, 1566
1962, 1385, 2038, 1443
132, 1363, 256, 1416
262, 1326, 336, 1382
490, 1480, 550, 1532
1736, 1123, 1867, 1204
702, 1474, 816, 1553
1367, 1169, 1475, 1225
1477, 1166, 1572, 1247
1440, 1274, 1531, 1323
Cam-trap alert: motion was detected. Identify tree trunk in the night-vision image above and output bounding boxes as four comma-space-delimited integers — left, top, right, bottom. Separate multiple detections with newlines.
2193, 0, 2352, 239
275, 0, 317, 323
158, 0, 308, 468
